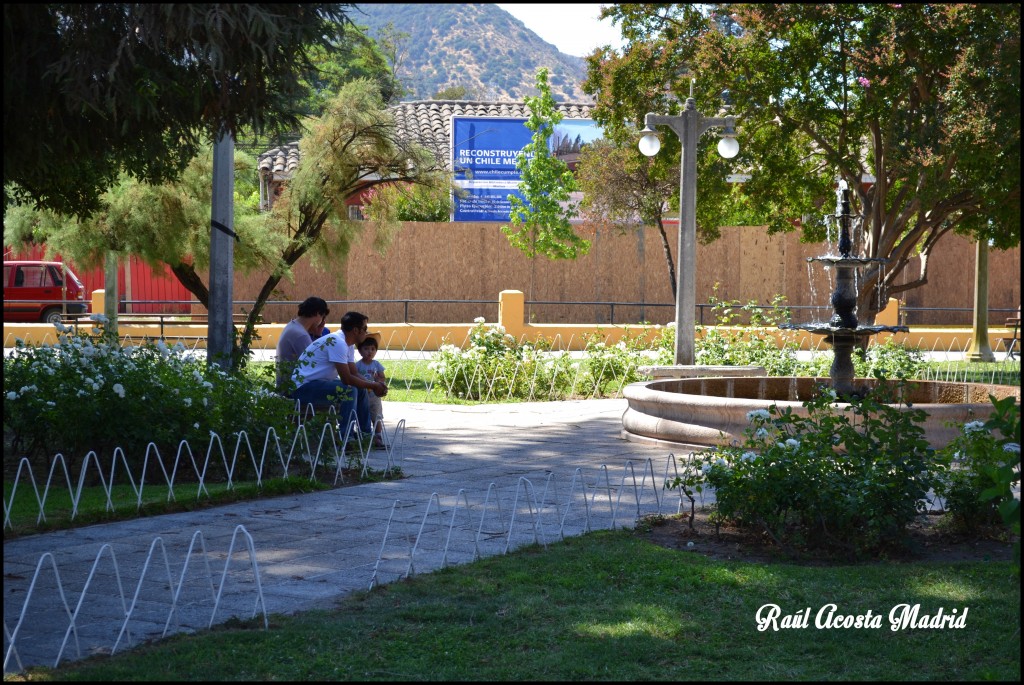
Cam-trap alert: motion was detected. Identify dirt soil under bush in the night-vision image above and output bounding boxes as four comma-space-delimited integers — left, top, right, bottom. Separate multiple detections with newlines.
638, 509, 1016, 565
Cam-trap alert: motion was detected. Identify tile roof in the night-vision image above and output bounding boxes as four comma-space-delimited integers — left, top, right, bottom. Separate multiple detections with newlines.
257, 143, 302, 178
257, 100, 595, 178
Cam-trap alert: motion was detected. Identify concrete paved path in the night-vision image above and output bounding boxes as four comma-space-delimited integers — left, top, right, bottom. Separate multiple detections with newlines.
4, 399, 689, 674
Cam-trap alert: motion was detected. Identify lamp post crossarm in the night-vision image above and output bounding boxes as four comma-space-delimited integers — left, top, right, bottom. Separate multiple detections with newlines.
644, 112, 738, 140
700, 115, 736, 135
644, 113, 687, 138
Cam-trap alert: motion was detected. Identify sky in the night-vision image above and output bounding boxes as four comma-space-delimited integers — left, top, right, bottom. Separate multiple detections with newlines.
497, 4, 626, 57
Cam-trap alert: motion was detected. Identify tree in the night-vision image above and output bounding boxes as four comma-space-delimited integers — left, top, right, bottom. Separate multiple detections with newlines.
4, 148, 285, 325
362, 183, 452, 222
299, 23, 403, 114
4, 3, 354, 217
5, 79, 448, 362
431, 85, 477, 100
503, 68, 590, 261
368, 21, 411, 101
576, 137, 681, 299
586, 3, 1021, 321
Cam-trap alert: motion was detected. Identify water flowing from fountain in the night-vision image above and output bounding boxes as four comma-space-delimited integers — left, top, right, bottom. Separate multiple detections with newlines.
778, 180, 908, 397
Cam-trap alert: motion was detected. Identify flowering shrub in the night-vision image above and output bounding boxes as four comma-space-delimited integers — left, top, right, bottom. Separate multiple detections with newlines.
428, 318, 651, 401
800, 337, 926, 380
696, 327, 802, 375
668, 384, 937, 556
580, 330, 653, 397
651, 322, 676, 365
427, 293, 930, 402
3, 324, 293, 476
656, 293, 803, 374
429, 319, 529, 400
935, 396, 1021, 533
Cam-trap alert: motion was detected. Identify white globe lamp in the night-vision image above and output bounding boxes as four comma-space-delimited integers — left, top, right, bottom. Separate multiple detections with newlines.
717, 135, 739, 159
638, 127, 661, 157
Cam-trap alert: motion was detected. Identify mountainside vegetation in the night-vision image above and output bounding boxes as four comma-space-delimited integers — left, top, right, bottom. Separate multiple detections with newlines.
351, 3, 591, 101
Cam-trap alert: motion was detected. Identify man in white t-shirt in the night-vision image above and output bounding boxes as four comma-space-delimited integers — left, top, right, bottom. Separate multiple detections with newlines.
291, 311, 387, 433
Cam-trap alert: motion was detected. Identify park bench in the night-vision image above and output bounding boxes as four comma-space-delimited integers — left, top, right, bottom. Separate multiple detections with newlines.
999, 307, 1020, 360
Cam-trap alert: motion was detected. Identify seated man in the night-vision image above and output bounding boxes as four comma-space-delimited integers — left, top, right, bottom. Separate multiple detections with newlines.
291, 311, 387, 434
275, 296, 330, 395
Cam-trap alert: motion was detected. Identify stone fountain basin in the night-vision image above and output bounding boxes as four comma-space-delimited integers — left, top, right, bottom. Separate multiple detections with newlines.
622, 376, 1020, 451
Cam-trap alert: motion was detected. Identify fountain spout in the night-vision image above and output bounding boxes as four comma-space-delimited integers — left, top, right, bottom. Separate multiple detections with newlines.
830, 183, 859, 330
836, 181, 853, 259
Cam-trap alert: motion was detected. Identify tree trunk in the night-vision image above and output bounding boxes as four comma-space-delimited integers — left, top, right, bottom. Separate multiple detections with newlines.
233, 204, 331, 366
170, 263, 210, 307
656, 217, 676, 302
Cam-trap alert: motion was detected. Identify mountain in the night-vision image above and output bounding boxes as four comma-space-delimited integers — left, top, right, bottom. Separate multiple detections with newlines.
350, 3, 592, 102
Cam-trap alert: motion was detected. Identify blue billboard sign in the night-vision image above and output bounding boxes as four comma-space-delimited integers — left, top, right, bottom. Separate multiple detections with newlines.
451, 116, 605, 222
451, 116, 533, 222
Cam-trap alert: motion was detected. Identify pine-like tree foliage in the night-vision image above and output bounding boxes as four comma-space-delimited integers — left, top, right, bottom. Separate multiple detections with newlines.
4, 3, 355, 216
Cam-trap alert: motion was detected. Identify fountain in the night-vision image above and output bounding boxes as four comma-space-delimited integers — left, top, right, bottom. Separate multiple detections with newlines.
777, 180, 907, 397
621, 182, 1019, 450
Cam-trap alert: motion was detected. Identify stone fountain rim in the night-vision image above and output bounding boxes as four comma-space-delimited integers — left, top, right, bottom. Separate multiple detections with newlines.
621, 376, 1020, 450
626, 376, 1021, 409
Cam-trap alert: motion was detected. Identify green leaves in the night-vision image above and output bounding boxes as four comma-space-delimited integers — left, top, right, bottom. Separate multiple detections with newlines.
586, 3, 1021, 321
2, 331, 294, 474
502, 68, 591, 261
676, 383, 938, 557
4, 4, 355, 216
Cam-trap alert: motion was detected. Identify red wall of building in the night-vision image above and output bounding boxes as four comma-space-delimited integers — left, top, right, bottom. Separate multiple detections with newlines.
4, 246, 192, 314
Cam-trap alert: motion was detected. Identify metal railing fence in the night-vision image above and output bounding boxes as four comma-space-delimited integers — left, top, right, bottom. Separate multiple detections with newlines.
55, 299, 1021, 328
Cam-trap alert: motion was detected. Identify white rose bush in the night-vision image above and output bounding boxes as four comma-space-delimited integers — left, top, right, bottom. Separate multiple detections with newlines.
4, 328, 293, 478
428, 319, 654, 401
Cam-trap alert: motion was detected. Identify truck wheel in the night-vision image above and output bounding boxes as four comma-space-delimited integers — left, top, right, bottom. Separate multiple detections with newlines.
41, 308, 64, 326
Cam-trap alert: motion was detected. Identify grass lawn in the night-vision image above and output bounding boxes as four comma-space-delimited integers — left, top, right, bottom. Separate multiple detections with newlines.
2, 477, 333, 536
13, 528, 1020, 681
251, 356, 1022, 405
919, 360, 1021, 386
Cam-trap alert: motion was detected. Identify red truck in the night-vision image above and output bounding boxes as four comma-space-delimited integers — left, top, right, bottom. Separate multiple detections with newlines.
3, 260, 89, 324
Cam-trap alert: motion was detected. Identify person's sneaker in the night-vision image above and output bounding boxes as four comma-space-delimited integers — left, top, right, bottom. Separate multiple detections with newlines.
373, 438, 387, 450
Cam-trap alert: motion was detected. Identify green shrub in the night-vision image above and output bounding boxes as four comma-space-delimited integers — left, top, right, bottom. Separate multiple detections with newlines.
669, 383, 937, 557
428, 319, 527, 400
800, 337, 926, 380
3, 322, 293, 476
429, 319, 653, 401
580, 330, 653, 397
666, 291, 803, 373
696, 327, 802, 375
935, 396, 1021, 536
425, 295, 928, 402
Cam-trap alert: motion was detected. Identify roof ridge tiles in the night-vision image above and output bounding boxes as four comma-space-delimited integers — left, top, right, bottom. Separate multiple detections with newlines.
258, 100, 596, 175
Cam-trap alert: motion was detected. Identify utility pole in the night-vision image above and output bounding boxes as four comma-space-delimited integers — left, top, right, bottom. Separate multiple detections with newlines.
208, 132, 235, 369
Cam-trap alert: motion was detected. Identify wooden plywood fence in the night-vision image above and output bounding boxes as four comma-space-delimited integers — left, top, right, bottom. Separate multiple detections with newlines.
228, 222, 1020, 326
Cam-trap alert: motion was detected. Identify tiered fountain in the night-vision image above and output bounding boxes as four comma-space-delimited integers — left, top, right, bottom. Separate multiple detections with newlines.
777, 181, 907, 397
621, 183, 1019, 450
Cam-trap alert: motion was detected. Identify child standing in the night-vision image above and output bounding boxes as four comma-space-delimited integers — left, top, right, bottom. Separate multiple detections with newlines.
356, 335, 387, 447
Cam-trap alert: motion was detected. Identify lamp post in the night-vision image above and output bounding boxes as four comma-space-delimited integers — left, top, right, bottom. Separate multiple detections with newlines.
967, 238, 995, 362
639, 84, 738, 365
